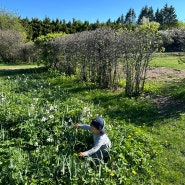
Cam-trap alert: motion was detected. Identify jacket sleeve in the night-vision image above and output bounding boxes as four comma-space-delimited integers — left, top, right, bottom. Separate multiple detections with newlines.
79, 124, 91, 131
85, 136, 104, 156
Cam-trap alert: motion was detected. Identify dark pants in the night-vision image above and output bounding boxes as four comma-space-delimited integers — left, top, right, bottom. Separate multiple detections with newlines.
89, 147, 110, 166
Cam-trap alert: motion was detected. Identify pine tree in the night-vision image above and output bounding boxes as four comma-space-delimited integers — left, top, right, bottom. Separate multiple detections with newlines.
137, 6, 154, 24
125, 8, 136, 25
155, 4, 178, 29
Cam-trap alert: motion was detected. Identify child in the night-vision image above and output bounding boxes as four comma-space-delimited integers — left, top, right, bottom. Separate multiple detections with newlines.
75, 117, 111, 165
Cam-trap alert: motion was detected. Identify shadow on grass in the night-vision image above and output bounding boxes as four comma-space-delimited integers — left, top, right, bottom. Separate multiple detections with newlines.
0, 67, 48, 76
55, 77, 185, 126
89, 80, 185, 126
91, 92, 159, 126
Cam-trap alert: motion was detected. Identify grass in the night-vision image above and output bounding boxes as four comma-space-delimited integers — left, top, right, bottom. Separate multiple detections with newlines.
0, 63, 43, 69
150, 54, 185, 70
0, 55, 185, 184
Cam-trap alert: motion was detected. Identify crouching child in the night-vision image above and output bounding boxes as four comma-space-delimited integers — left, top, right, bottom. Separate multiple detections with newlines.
75, 117, 111, 166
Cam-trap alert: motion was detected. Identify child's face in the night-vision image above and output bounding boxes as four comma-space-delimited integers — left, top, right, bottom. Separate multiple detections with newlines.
90, 125, 101, 135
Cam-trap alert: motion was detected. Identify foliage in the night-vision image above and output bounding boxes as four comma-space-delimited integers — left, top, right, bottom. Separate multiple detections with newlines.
34, 32, 67, 65
42, 26, 161, 97
0, 9, 25, 33
0, 30, 25, 63
137, 6, 155, 24
155, 3, 178, 30
0, 3, 178, 41
0, 71, 162, 184
159, 28, 185, 52
119, 23, 162, 97
46, 27, 121, 88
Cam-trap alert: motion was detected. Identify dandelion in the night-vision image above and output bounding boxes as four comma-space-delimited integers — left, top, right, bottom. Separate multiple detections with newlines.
128, 135, 131, 139
109, 172, 115, 177
132, 170, 137, 175
73, 153, 79, 157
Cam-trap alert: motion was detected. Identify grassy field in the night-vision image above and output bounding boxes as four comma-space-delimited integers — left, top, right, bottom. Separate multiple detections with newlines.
0, 56, 185, 184
0, 63, 42, 69
150, 54, 185, 70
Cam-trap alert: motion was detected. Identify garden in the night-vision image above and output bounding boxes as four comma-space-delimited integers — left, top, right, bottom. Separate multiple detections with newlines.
1, 10, 185, 184
0, 55, 185, 184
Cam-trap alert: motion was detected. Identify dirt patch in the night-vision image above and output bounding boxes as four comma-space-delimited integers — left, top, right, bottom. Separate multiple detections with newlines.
146, 67, 185, 118
146, 67, 185, 82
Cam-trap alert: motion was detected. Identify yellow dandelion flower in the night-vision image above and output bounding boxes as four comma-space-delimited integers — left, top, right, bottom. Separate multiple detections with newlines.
110, 173, 115, 177
73, 153, 79, 157
107, 169, 112, 173
132, 170, 137, 175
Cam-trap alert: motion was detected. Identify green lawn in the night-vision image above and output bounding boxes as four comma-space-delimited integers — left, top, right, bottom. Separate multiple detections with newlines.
0, 63, 43, 69
150, 55, 185, 70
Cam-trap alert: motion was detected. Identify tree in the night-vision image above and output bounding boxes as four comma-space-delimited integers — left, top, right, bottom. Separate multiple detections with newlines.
137, 6, 155, 24
30, 18, 42, 40
42, 17, 52, 35
119, 22, 161, 97
155, 4, 178, 29
125, 8, 136, 25
159, 29, 185, 52
0, 30, 24, 63
0, 9, 24, 32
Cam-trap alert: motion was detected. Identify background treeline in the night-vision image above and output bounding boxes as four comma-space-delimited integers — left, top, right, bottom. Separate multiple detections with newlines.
18, 3, 182, 41
0, 3, 185, 97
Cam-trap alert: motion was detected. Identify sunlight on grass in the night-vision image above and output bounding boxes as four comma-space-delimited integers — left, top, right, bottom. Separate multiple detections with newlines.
0, 64, 43, 69
150, 55, 185, 70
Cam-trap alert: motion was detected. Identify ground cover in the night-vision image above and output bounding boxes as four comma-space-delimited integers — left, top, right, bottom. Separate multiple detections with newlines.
0, 55, 185, 184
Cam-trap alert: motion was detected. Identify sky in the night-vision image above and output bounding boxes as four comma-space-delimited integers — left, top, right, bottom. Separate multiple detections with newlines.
0, 0, 185, 23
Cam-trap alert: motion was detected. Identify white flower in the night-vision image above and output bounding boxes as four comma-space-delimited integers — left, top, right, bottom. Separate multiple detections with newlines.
33, 98, 39, 102
55, 145, 59, 152
83, 106, 90, 113
41, 117, 47, 122
47, 137, 53, 142
49, 115, 54, 119
49, 105, 54, 111
34, 142, 39, 147
69, 118, 72, 123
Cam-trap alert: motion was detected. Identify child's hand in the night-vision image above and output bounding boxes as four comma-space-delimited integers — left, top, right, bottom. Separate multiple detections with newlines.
75, 123, 80, 128
79, 152, 87, 157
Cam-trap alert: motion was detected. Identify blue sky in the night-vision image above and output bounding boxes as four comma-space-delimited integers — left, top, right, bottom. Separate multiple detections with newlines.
0, 0, 184, 23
